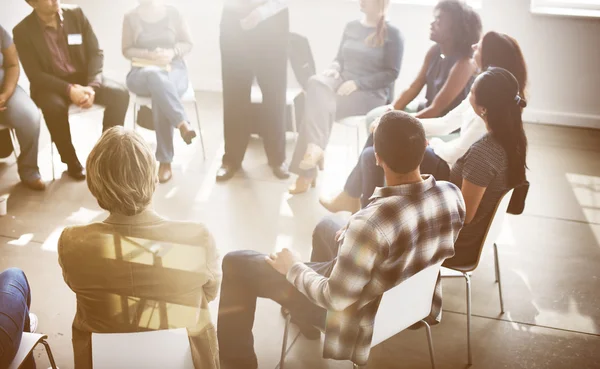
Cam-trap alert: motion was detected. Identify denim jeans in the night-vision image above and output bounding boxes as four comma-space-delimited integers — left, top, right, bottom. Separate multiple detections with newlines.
344, 136, 450, 208
0, 86, 41, 182
0, 268, 34, 369
126, 60, 189, 164
217, 216, 346, 369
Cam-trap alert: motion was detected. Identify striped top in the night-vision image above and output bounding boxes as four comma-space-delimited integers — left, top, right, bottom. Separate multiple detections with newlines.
450, 134, 509, 265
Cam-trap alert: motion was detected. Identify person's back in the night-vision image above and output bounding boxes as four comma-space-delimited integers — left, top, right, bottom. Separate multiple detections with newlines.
58, 127, 221, 369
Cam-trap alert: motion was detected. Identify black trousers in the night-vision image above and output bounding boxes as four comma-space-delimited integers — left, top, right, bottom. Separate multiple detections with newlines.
34, 76, 129, 166
217, 216, 346, 369
219, 9, 289, 167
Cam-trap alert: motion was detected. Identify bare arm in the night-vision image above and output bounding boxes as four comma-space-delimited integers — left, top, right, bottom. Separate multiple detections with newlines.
392, 45, 436, 110
173, 10, 193, 57
460, 178, 487, 224
121, 14, 153, 60
415, 58, 476, 119
0, 44, 19, 100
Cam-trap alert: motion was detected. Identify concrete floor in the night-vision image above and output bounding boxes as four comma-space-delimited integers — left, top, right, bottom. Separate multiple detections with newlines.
0, 92, 599, 368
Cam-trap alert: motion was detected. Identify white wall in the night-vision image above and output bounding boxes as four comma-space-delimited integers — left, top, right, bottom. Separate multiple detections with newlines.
2, 0, 600, 128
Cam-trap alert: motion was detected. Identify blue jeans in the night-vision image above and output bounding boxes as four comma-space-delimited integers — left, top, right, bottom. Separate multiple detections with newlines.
0, 268, 34, 369
126, 61, 189, 163
344, 135, 450, 208
217, 216, 345, 369
0, 86, 41, 182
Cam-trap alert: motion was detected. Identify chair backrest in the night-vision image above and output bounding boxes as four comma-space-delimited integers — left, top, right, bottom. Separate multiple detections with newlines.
371, 262, 444, 347
8, 333, 47, 369
467, 188, 515, 271
92, 328, 194, 369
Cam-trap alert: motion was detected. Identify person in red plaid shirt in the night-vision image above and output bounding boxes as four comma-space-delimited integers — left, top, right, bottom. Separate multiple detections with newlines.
217, 111, 466, 368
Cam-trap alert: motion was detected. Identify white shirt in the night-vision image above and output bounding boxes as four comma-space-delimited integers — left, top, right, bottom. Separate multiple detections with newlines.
422, 96, 488, 166
224, 0, 288, 23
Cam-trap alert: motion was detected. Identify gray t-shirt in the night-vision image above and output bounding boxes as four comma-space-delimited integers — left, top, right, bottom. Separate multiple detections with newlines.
448, 134, 509, 266
0, 24, 14, 84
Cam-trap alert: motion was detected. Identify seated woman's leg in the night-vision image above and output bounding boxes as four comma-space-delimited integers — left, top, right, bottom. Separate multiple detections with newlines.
358, 146, 384, 208
126, 65, 190, 164
419, 146, 450, 181
218, 251, 327, 369
2, 86, 42, 183
289, 76, 339, 178
0, 268, 32, 368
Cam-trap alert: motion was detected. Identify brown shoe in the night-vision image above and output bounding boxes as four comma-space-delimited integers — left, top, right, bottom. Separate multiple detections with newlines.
179, 122, 197, 145
23, 178, 46, 191
319, 191, 360, 214
158, 163, 173, 183
288, 175, 316, 195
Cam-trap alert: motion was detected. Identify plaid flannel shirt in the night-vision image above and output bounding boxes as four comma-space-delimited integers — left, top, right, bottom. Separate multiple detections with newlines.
286, 175, 466, 365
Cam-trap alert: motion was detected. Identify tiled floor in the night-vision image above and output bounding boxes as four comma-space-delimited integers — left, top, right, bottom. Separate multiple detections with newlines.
1, 92, 599, 368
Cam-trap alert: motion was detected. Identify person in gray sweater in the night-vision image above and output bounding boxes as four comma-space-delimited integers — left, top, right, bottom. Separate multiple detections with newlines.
288, 0, 403, 195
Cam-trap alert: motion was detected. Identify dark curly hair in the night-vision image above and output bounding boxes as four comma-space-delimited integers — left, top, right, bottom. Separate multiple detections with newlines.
435, 0, 482, 58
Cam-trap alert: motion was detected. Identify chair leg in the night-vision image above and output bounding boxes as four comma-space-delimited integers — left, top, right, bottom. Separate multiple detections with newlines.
290, 102, 298, 138
193, 101, 206, 161
493, 243, 505, 313
50, 142, 56, 181
355, 126, 360, 157
9, 128, 19, 161
422, 320, 437, 369
464, 273, 472, 365
133, 102, 138, 131
41, 339, 58, 369
279, 313, 292, 369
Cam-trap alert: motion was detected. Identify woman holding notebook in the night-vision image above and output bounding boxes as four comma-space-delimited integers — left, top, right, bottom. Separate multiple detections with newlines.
122, 0, 197, 183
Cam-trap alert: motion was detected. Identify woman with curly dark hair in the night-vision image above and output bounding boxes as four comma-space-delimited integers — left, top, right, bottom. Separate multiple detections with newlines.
364, 0, 482, 126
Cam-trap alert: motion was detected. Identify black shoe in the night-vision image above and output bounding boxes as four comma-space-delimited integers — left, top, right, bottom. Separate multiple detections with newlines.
67, 163, 86, 181
216, 164, 239, 182
271, 163, 290, 180
281, 308, 321, 340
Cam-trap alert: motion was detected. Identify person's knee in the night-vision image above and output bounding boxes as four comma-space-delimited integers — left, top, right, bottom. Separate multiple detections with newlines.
2, 267, 26, 281
312, 216, 341, 245
38, 95, 67, 117
222, 251, 251, 276
144, 68, 169, 87
360, 146, 377, 167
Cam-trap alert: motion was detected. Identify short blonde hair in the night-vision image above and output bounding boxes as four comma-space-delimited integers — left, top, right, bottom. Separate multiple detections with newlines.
86, 127, 157, 216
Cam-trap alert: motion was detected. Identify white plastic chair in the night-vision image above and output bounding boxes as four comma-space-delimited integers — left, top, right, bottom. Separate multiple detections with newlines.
132, 81, 206, 160
250, 85, 303, 137
0, 123, 19, 162
279, 262, 443, 369
7, 332, 58, 369
441, 188, 515, 365
91, 328, 194, 369
336, 116, 365, 156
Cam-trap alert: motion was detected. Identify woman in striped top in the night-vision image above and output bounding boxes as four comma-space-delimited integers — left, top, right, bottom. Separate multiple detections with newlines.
446, 66, 528, 267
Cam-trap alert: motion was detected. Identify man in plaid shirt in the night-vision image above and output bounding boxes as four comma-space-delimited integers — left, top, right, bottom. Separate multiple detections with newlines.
217, 111, 466, 368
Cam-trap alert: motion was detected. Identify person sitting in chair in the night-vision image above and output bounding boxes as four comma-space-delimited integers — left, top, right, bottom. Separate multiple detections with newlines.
217, 111, 466, 369
58, 127, 221, 369
123, 0, 197, 183
14, 0, 130, 180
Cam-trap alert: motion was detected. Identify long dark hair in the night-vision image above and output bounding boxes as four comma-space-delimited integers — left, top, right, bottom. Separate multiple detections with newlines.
366, 0, 389, 47
473, 67, 528, 188
435, 0, 482, 58
481, 31, 528, 98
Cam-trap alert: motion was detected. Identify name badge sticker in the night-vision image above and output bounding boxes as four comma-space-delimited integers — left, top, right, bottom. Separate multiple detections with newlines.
67, 34, 83, 45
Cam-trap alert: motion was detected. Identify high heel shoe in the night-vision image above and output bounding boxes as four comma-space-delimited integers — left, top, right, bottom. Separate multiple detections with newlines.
299, 143, 325, 171
319, 190, 361, 214
179, 122, 197, 145
288, 176, 317, 195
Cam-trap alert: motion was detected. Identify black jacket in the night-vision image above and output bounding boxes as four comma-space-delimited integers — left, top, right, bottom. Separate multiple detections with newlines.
13, 5, 103, 99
